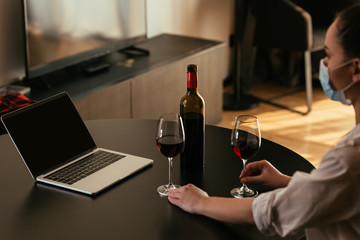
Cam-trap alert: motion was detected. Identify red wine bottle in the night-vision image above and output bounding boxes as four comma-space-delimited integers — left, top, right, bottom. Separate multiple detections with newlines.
180, 64, 205, 186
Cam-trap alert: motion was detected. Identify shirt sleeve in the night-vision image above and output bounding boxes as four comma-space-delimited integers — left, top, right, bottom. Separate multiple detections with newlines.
252, 137, 360, 237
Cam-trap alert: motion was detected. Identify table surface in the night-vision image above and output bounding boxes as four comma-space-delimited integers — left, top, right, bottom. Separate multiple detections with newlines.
0, 119, 314, 240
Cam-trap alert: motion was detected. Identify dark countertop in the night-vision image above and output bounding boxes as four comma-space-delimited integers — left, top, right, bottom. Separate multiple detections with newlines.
26, 34, 221, 101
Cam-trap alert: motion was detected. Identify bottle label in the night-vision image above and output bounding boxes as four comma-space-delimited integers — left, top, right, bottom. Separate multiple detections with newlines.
187, 72, 197, 89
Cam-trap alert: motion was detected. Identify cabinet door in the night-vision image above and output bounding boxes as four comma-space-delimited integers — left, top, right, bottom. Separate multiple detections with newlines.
131, 43, 226, 124
74, 80, 131, 120
131, 60, 184, 121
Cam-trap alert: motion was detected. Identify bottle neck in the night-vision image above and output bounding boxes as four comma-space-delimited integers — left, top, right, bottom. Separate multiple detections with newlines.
187, 72, 198, 89
187, 88, 198, 94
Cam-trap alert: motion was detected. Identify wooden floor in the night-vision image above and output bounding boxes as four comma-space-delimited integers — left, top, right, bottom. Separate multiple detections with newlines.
216, 83, 355, 168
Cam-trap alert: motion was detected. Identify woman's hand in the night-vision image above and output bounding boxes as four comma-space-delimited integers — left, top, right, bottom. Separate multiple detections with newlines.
168, 184, 255, 224
240, 160, 291, 189
167, 184, 209, 214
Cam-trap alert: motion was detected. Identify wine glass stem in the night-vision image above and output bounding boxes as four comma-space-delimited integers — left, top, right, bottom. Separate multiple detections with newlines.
168, 157, 174, 187
242, 159, 248, 189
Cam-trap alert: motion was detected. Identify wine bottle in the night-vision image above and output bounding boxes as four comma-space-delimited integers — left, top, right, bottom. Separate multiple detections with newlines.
180, 64, 205, 186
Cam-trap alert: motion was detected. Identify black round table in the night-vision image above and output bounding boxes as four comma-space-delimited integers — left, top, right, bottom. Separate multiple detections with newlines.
0, 119, 314, 240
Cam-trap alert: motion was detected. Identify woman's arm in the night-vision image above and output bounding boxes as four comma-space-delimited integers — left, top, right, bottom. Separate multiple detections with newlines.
167, 184, 255, 224
168, 160, 290, 224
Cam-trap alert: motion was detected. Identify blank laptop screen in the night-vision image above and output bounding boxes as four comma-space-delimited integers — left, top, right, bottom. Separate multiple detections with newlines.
2, 93, 96, 178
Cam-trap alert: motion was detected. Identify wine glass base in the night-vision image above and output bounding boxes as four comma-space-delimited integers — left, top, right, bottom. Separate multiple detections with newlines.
157, 184, 181, 197
231, 187, 258, 198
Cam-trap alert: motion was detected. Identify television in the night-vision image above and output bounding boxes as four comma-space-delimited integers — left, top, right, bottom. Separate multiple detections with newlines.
24, 0, 147, 79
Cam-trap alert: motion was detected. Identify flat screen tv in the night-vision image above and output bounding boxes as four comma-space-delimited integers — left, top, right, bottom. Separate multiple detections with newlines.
24, 0, 147, 79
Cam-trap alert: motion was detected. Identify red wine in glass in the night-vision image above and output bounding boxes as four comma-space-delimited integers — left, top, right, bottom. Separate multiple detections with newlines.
231, 115, 261, 198
231, 134, 259, 160
156, 136, 184, 158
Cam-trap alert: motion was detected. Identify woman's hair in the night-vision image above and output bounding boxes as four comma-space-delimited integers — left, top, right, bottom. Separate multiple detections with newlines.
336, 3, 360, 58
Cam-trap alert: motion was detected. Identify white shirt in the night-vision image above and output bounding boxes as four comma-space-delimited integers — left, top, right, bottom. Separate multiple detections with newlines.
252, 124, 360, 239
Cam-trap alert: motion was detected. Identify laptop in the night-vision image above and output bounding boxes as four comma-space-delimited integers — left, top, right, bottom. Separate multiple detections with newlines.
1, 92, 153, 195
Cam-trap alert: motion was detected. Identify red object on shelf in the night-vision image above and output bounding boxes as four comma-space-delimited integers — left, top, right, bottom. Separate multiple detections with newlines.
0, 93, 36, 134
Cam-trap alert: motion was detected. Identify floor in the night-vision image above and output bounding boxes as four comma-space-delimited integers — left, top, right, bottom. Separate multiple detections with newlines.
216, 83, 355, 168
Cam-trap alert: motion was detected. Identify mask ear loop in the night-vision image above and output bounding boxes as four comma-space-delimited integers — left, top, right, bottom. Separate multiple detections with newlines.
340, 80, 356, 92
332, 59, 354, 71
332, 59, 356, 92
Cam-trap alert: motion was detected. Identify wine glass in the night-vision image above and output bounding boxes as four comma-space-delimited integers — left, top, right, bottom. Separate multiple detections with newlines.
156, 113, 185, 196
230, 115, 261, 198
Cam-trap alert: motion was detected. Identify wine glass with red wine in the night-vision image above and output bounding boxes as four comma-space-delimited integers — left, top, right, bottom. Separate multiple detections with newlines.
156, 113, 185, 196
231, 115, 261, 198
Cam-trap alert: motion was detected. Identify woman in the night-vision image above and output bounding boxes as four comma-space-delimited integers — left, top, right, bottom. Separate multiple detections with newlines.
168, 4, 360, 239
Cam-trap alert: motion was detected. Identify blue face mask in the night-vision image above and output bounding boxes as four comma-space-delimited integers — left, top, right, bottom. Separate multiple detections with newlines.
319, 59, 355, 105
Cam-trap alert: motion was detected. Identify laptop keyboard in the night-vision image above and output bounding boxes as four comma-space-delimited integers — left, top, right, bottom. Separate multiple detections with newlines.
45, 150, 126, 185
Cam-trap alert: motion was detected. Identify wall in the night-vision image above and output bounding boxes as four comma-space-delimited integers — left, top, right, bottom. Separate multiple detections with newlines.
147, 0, 234, 77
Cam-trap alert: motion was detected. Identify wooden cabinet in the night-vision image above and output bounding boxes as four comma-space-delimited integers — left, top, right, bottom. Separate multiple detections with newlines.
36, 35, 226, 125
131, 43, 225, 124
74, 80, 131, 120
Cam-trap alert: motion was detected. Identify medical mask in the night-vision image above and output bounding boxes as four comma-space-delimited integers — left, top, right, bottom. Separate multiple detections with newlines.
319, 59, 355, 105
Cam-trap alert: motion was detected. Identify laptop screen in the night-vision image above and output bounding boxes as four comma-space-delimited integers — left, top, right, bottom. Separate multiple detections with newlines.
1, 92, 96, 178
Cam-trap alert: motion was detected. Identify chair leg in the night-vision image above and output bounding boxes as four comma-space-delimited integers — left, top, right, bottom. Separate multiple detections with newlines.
304, 50, 312, 114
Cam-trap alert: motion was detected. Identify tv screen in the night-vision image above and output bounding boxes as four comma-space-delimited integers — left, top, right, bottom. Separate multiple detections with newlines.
24, 0, 147, 79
